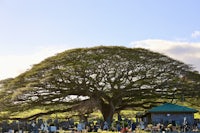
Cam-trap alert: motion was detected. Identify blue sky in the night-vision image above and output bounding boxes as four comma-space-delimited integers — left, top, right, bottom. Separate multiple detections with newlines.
1, 0, 200, 79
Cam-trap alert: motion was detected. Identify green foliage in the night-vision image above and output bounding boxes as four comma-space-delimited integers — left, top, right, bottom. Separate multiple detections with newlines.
0, 46, 200, 121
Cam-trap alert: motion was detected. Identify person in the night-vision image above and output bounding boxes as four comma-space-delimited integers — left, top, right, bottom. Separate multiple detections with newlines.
93, 123, 99, 132
116, 122, 121, 132
131, 121, 136, 131
120, 127, 128, 133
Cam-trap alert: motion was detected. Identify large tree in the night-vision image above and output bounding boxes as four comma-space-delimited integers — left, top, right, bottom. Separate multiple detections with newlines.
1, 46, 200, 121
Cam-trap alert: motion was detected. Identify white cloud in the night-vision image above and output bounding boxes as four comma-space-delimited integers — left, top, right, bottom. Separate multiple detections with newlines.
1, 41, 200, 80
0, 45, 72, 80
191, 31, 200, 38
131, 39, 200, 72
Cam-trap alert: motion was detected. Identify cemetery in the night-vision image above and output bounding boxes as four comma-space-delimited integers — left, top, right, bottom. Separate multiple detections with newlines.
0, 47, 200, 133
0, 103, 200, 132
1, 0, 200, 132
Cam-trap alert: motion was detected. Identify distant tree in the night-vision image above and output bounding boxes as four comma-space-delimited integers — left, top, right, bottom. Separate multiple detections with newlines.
1, 46, 200, 122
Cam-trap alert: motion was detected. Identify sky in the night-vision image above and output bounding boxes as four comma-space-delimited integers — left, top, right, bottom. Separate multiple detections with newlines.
1, 0, 200, 80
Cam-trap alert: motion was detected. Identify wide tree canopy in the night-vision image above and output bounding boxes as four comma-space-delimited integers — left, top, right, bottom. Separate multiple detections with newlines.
1, 46, 200, 121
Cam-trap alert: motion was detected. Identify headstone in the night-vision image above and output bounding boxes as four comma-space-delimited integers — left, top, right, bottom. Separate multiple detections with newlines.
47, 119, 52, 124
50, 126, 57, 132
2, 121, 9, 132
54, 119, 59, 129
77, 123, 82, 131
69, 118, 74, 126
103, 121, 109, 130
11, 121, 18, 131
38, 119, 43, 126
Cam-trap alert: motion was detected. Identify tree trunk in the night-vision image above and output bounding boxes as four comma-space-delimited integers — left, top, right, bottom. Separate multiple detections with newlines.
100, 102, 115, 126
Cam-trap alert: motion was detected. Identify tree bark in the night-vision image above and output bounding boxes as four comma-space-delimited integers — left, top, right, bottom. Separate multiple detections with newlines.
100, 102, 115, 125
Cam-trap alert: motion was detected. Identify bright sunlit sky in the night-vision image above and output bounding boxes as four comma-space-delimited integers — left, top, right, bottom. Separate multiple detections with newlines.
1, 0, 200, 80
